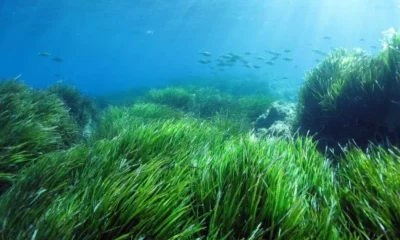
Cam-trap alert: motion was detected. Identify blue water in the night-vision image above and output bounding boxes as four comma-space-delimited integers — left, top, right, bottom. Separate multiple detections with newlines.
1, 0, 399, 95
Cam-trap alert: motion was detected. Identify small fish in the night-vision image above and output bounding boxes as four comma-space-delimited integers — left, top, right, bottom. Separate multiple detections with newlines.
209, 66, 215, 70
283, 49, 292, 53
146, 30, 154, 35
253, 65, 261, 69
230, 54, 242, 59
266, 61, 275, 66
265, 50, 281, 56
270, 56, 279, 61
256, 56, 264, 60
282, 57, 293, 62
322, 36, 332, 40
359, 38, 365, 42
244, 52, 252, 55
312, 49, 329, 56
52, 57, 63, 62
38, 52, 51, 57
222, 54, 233, 59
219, 68, 225, 71
243, 63, 253, 68
14, 74, 22, 80
370, 45, 378, 49
198, 59, 211, 64
315, 59, 321, 63
294, 65, 298, 68
54, 74, 61, 77
282, 77, 288, 80
199, 51, 212, 57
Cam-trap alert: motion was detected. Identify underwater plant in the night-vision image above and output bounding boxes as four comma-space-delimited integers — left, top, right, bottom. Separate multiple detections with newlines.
0, 113, 341, 239
47, 82, 99, 130
338, 145, 400, 238
93, 103, 186, 140
144, 87, 195, 110
170, 75, 274, 96
0, 140, 202, 239
0, 145, 91, 238
142, 85, 274, 126
99, 76, 276, 120
238, 94, 274, 121
0, 80, 79, 192
4, 80, 400, 239
186, 87, 236, 118
0, 116, 228, 239
296, 29, 400, 150
191, 136, 339, 239
94, 87, 150, 108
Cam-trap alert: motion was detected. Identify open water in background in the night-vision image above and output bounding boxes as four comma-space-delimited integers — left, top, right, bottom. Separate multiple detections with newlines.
0, 0, 399, 95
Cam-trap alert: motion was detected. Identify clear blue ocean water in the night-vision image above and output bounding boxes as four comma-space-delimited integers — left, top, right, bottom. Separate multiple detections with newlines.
1, 0, 399, 95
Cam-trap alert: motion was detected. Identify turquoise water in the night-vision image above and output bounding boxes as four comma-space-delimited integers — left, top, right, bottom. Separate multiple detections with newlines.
0, 0, 399, 94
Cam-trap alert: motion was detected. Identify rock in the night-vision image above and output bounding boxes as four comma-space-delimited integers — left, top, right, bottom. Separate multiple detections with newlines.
254, 101, 296, 138
82, 118, 94, 139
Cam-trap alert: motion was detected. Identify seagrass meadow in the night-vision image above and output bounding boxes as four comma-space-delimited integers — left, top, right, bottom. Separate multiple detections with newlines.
1, 30, 400, 240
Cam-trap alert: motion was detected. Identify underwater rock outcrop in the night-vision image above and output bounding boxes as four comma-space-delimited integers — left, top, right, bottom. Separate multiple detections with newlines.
254, 100, 296, 138
296, 28, 400, 150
